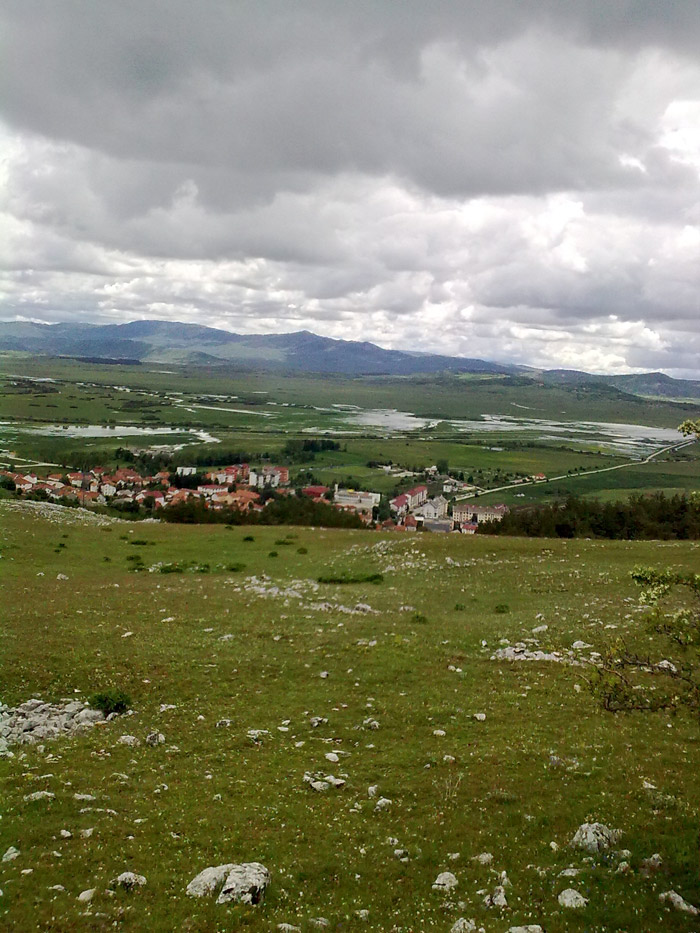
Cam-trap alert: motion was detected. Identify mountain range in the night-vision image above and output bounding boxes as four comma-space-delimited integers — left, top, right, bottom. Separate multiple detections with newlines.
2, 319, 700, 401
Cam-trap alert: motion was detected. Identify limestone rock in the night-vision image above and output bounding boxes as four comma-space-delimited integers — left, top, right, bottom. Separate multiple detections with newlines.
77, 888, 95, 902
558, 888, 588, 908
23, 791, 55, 802
432, 871, 458, 892
659, 890, 699, 916
186, 862, 269, 905
484, 885, 508, 908
2, 846, 19, 862
114, 872, 147, 890
571, 822, 620, 854
145, 732, 165, 746
451, 919, 476, 932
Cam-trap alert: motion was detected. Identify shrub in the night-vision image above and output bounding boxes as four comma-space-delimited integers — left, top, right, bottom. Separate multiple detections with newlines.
454, 603, 465, 611
243, 535, 255, 542
494, 603, 510, 614
227, 562, 247, 572
89, 688, 131, 716
412, 612, 428, 625
129, 539, 150, 546
317, 572, 384, 585
297, 546, 308, 555
268, 550, 279, 557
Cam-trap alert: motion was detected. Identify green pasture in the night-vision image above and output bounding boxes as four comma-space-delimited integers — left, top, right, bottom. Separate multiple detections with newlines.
1, 501, 699, 931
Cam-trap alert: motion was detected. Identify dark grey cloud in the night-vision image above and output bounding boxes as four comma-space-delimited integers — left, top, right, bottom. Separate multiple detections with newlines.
1, 1, 700, 376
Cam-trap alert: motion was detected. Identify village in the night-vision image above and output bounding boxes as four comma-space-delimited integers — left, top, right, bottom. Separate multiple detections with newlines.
0, 458, 514, 532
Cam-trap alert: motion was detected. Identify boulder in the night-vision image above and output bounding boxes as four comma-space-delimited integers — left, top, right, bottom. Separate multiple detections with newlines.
659, 890, 699, 916
186, 862, 270, 905
571, 822, 620, 854
450, 920, 476, 932
432, 871, 458, 892
114, 872, 147, 890
558, 888, 588, 908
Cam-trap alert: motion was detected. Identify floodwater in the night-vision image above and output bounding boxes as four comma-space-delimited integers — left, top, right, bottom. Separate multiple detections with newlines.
10, 424, 221, 444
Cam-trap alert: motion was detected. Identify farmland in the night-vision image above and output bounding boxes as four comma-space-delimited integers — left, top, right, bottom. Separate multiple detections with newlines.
1, 354, 698, 504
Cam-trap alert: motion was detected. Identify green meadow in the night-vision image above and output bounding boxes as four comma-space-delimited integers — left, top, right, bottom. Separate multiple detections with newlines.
1, 500, 699, 931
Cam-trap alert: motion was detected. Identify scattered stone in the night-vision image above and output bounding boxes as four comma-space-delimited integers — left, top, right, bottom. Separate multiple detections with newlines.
616, 861, 631, 874
0, 698, 106, 747
80, 828, 94, 838
356, 909, 370, 920
309, 716, 328, 728
472, 852, 493, 865
74, 793, 96, 801
186, 862, 270, 905
23, 790, 55, 802
374, 797, 392, 811
114, 872, 147, 891
2, 846, 19, 862
508, 927, 544, 933
309, 919, 330, 928
558, 888, 588, 908
49, 884, 65, 891
571, 822, 620, 854
325, 752, 339, 763
277, 925, 300, 932
60, 830, 72, 839
450, 920, 476, 933
559, 867, 580, 878
77, 888, 95, 902
432, 871, 458, 893
483, 885, 508, 908
145, 732, 165, 746
367, 785, 378, 798
640, 853, 663, 876
473, 713, 486, 722
659, 890, 699, 916
310, 781, 330, 792
117, 735, 140, 747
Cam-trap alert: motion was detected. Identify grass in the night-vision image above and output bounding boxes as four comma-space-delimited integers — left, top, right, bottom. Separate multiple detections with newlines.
1, 499, 699, 931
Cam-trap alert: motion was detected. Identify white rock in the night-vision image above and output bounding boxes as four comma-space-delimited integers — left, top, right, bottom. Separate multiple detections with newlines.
432, 871, 458, 892
277, 925, 300, 932
114, 871, 147, 890
60, 830, 72, 839
374, 797, 392, 811
217, 863, 270, 905
473, 713, 486, 722
118, 735, 140, 747
571, 822, 620, 854
433, 729, 446, 736
473, 852, 493, 865
558, 888, 588, 908
80, 828, 94, 838
74, 793, 96, 801
484, 885, 508, 908
186, 864, 235, 897
367, 784, 378, 798
2, 846, 19, 862
310, 781, 330, 792
24, 791, 55, 802
450, 920, 476, 933
77, 888, 95, 902
324, 752, 339, 763
659, 890, 699, 916
309, 919, 330, 928
356, 909, 370, 920
508, 927, 544, 933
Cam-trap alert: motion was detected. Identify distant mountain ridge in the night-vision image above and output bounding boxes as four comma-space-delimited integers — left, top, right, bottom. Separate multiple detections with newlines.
2, 319, 700, 400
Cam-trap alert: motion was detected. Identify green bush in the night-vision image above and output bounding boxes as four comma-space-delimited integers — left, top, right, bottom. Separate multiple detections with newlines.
297, 546, 308, 555
243, 535, 255, 542
268, 550, 279, 557
226, 562, 246, 572
89, 688, 131, 716
494, 603, 510, 614
317, 572, 383, 585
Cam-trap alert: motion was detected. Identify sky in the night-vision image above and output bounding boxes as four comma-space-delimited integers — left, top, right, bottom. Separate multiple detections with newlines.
2, 1, 700, 377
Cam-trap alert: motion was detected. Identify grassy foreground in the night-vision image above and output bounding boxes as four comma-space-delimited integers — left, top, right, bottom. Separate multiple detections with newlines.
1, 501, 699, 932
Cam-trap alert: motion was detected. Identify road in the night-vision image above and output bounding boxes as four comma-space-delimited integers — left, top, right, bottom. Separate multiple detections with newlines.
455, 439, 697, 502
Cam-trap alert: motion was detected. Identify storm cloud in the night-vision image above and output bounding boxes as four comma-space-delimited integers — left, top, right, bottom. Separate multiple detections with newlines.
2, 1, 700, 374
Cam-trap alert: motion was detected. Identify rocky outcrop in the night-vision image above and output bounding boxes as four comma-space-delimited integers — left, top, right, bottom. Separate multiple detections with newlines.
186, 862, 270, 905
0, 698, 106, 751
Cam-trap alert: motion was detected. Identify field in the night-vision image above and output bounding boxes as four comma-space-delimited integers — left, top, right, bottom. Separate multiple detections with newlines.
1, 499, 699, 931
2, 354, 698, 504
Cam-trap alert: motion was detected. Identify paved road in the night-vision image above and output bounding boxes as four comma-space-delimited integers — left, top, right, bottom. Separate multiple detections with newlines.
455, 439, 697, 502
